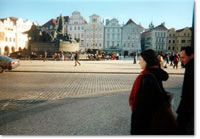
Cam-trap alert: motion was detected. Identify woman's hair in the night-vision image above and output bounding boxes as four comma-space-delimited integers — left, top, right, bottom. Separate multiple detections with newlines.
140, 49, 159, 68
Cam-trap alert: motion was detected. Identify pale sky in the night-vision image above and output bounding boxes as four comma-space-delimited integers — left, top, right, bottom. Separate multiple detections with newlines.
0, 0, 194, 30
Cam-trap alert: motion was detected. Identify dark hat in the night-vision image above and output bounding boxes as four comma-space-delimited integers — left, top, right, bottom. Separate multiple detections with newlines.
140, 49, 159, 68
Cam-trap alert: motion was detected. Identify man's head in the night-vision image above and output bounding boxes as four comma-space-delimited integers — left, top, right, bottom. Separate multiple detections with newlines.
180, 47, 194, 65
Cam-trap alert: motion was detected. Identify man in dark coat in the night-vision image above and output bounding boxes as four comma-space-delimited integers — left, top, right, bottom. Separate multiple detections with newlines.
74, 51, 81, 66
176, 47, 194, 135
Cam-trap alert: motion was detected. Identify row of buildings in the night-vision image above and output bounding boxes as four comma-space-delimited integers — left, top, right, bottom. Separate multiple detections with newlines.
0, 17, 34, 55
0, 11, 192, 56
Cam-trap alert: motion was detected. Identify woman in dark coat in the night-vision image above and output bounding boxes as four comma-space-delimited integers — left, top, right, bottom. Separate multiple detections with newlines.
129, 49, 177, 135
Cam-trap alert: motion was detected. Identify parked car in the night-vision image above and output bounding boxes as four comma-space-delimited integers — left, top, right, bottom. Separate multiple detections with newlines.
0, 55, 20, 73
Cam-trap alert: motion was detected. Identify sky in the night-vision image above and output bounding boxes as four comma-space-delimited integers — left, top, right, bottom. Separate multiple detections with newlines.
0, 0, 194, 30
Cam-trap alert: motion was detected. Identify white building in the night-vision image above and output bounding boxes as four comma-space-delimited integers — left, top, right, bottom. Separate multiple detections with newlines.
104, 18, 122, 54
144, 23, 168, 52
85, 14, 104, 51
0, 17, 33, 55
122, 19, 144, 56
68, 11, 87, 51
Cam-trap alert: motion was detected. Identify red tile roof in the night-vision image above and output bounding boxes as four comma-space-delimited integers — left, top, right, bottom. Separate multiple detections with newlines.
42, 19, 56, 27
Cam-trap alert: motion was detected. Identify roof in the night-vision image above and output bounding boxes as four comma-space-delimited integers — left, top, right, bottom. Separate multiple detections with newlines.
125, 19, 136, 26
153, 24, 168, 30
0, 17, 18, 25
42, 19, 56, 27
176, 27, 192, 32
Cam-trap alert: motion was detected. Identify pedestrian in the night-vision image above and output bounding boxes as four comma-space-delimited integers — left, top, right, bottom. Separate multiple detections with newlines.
43, 51, 47, 62
74, 51, 81, 66
133, 52, 136, 64
173, 53, 179, 69
163, 53, 169, 68
176, 47, 194, 135
157, 54, 164, 68
129, 49, 177, 135
61, 52, 64, 61
170, 53, 174, 66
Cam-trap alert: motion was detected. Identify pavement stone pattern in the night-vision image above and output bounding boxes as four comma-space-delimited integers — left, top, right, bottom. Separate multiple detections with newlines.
0, 72, 183, 115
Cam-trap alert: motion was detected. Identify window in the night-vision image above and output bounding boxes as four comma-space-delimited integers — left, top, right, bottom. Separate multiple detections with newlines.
81, 40, 84, 45
74, 26, 76, 30
92, 19, 97, 22
173, 40, 175, 43
181, 40, 186, 43
78, 26, 80, 30
169, 40, 171, 43
107, 34, 110, 39
107, 41, 109, 47
112, 34, 115, 39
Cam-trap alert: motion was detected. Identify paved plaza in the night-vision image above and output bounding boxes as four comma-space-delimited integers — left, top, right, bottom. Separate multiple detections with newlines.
0, 60, 184, 135
10, 59, 184, 74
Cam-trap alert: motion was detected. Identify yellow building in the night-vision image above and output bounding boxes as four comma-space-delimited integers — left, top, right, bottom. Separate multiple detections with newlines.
176, 27, 192, 52
167, 27, 192, 53
167, 28, 176, 52
0, 17, 33, 55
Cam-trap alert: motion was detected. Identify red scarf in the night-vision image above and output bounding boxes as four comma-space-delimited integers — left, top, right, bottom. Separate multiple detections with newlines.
129, 66, 159, 111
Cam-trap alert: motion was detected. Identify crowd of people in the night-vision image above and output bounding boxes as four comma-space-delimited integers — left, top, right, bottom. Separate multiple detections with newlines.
156, 52, 183, 69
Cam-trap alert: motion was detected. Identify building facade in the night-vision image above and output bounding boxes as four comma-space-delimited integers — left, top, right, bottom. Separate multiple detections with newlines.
144, 23, 168, 52
175, 27, 192, 52
167, 28, 176, 52
68, 11, 87, 51
104, 18, 122, 54
122, 19, 143, 56
0, 17, 33, 55
41, 18, 57, 39
85, 14, 104, 51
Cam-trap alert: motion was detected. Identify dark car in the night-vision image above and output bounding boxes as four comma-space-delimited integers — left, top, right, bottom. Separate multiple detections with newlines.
0, 55, 20, 73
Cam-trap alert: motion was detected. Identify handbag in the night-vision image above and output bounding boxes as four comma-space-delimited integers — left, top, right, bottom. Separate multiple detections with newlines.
148, 73, 178, 135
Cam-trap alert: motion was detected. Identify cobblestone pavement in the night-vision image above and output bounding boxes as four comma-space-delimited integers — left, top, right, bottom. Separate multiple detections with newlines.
0, 72, 183, 115
0, 72, 184, 135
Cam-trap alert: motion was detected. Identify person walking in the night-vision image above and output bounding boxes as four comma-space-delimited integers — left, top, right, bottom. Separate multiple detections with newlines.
74, 51, 81, 66
133, 52, 136, 64
43, 51, 47, 62
176, 47, 194, 135
173, 53, 179, 69
129, 49, 177, 135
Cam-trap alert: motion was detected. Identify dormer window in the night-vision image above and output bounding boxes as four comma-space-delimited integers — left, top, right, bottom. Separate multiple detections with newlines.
92, 19, 97, 23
